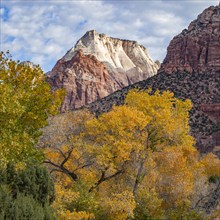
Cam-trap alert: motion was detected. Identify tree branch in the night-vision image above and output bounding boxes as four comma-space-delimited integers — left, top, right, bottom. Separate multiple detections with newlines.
89, 169, 123, 192
44, 159, 78, 181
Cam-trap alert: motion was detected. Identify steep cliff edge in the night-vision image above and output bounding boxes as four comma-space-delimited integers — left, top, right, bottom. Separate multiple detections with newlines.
160, 4, 220, 74
47, 30, 159, 111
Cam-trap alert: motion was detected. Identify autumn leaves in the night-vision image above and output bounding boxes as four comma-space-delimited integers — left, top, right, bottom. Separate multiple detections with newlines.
43, 90, 220, 219
1, 52, 219, 219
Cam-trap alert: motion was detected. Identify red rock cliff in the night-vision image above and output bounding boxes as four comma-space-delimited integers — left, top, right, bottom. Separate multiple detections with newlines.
47, 30, 159, 111
47, 50, 119, 112
160, 4, 220, 74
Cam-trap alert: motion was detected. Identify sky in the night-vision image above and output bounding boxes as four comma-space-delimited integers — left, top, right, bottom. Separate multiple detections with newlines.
0, 0, 219, 72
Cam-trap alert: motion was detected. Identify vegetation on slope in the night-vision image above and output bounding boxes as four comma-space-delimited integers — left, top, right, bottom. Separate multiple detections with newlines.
1, 53, 220, 219
42, 90, 220, 219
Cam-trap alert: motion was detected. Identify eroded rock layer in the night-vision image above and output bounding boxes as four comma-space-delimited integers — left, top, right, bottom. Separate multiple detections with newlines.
48, 30, 159, 111
47, 50, 119, 111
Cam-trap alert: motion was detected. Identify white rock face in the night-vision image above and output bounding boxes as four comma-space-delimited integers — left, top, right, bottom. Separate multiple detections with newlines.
64, 30, 159, 79
48, 30, 159, 111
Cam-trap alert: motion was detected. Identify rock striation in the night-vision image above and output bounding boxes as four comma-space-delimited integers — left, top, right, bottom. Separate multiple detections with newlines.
160, 4, 220, 74
47, 50, 118, 110
47, 30, 159, 111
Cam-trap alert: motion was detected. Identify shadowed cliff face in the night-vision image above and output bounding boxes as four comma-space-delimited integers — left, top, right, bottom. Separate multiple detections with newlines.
47, 30, 159, 111
160, 4, 220, 74
47, 50, 119, 112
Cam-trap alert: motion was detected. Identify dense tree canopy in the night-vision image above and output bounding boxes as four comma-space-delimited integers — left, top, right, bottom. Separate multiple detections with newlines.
2, 51, 218, 219
43, 89, 220, 219
0, 51, 64, 167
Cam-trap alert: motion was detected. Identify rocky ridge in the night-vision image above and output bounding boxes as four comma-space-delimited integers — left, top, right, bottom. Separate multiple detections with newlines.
47, 30, 159, 111
160, 4, 220, 74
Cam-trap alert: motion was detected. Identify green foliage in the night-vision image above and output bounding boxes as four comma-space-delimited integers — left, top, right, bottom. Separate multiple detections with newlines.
0, 191, 55, 220
0, 51, 64, 166
167, 205, 203, 220
68, 181, 105, 219
0, 164, 55, 220
7, 194, 46, 220
0, 163, 55, 205
69, 181, 98, 212
0, 185, 11, 219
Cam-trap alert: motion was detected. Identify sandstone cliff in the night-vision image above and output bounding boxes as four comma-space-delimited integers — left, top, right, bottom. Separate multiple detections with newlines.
47, 30, 159, 111
160, 4, 220, 74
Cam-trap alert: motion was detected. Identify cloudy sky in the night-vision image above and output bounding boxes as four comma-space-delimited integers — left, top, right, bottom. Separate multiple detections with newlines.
0, 0, 219, 72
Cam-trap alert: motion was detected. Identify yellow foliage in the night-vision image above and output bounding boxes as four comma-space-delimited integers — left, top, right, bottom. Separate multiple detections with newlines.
135, 186, 164, 219
200, 153, 220, 177
53, 183, 95, 220
154, 146, 195, 208
43, 89, 219, 218
125, 89, 194, 148
100, 190, 136, 220
0, 52, 64, 166
57, 210, 95, 220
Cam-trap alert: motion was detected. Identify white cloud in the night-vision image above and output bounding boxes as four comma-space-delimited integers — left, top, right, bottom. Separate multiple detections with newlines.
0, 0, 219, 72
0, 7, 5, 16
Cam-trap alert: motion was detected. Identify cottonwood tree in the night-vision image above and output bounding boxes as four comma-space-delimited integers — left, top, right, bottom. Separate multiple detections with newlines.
44, 89, 220, 219
0, 51, 64, 167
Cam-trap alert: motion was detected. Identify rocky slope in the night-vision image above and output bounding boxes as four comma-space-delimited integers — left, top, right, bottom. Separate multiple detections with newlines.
47, 30, 159, 111
89, 4, 220, 154
160, 4, 220, 74
89, 71, 220, 153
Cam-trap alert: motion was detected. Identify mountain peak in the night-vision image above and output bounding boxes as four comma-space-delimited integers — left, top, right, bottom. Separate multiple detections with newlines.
64, 30, 156, 72
160, 4, 220, 74
48, 31, 159, 111
84, 29, 98, 36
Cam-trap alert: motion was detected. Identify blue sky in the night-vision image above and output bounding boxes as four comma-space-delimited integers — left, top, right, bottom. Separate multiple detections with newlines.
0, 0, 219, 72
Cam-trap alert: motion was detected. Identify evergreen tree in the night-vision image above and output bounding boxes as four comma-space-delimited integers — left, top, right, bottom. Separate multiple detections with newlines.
0, 164, 55, 220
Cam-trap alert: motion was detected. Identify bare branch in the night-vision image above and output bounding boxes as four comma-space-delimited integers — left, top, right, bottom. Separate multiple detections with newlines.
89, 169, 123, 192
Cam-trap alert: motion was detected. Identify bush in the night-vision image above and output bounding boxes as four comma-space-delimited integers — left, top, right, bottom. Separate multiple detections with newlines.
0, 163, 55, 219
